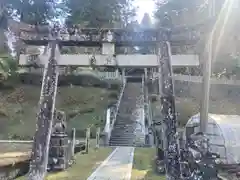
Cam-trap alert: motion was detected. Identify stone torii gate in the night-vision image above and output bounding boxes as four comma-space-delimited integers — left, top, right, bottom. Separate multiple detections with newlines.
18, 24, 199, 180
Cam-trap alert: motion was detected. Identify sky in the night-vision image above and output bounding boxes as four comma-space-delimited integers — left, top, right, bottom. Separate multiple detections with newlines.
135, 0, 156, 22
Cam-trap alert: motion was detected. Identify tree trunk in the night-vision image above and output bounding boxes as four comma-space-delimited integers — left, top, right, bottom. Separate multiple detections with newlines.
0, 29, 7, 53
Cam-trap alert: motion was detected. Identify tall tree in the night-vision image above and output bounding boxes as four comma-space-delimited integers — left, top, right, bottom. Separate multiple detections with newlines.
141, 13, 152, 28
154, 0, 240, 77
0, 0, 65, 59
154, 0, 226, 29
0, 1, 9, 53
66, 0, 136, 27
6, 0, 66, 25
139, 13, 152, 54
155, 0, 200, 26
0, 54, 17, 82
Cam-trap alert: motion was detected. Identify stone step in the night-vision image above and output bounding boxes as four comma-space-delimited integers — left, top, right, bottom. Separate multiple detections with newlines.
111, 131, 135, 135
112, 128, 135, 131
113, 126, 134, 128
114, 124, 134, 126
110, 135, 135, 139
113, 131, 135, 133
111, 130, 135, 133
110, 134, 134, 137
113, 126, 136, 129
115, 117, 133, 120
109, 142, 134, 146
110, 137, 135, 141
109, 138, 134, 141
112, 127, 135, 130
107, 82, 145, 148
110, 138, 144, 142
115, 119, 136, 122
113, 123, 136, 126
113, 127, 135, 130
110, 136, 142, 140
113, 127, 138, 130
114, 121, 137, 124
115, 120, 136, 122
112, 130, 135, 133
112, 129, 136, 132
109, 142, 145, 147
110, 136, 135, 140
114, 119, 137, 126
114, 122, 137, 126
109, 141, 134, 144
109, 144, 136, 147
109, 140, 134, 144
110, 135, 145, 140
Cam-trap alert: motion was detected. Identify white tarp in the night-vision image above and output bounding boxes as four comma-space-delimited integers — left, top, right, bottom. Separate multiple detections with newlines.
185, 113, 240, 164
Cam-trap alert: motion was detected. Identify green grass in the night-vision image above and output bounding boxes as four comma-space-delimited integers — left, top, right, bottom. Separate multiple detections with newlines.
46, 148, 113, 180
0, 143, 31, 153
131, 148, 165, 180
0, 85, 118, 139
151, 97, 240, 127
0, 81, 118, 178
16, 140, 113, 180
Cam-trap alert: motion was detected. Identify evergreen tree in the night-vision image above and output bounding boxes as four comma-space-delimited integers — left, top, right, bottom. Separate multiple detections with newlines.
0, 2, 9, 53
141, 13, 152, 28
5, 0, 66, 25
66, 0, 136, 27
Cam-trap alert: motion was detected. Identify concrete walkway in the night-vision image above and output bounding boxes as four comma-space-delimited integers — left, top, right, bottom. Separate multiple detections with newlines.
87, 147, 135, 180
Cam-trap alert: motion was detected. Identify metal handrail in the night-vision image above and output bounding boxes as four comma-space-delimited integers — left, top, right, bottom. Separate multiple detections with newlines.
104, 108, 111, 135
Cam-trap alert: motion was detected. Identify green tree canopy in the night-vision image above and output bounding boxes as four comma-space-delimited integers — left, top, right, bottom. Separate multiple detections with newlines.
66, 0, 136, 27
3, 0, 65, 25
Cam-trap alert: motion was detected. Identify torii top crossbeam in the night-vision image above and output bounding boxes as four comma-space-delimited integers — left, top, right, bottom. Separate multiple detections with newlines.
18, 27, 200, 67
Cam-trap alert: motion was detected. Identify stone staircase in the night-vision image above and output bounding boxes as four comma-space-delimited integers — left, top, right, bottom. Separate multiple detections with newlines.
109, 82, 145, 147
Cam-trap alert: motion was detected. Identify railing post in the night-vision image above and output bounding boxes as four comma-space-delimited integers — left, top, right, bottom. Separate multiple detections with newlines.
71, 128, 76, 157
122, 68, 126, 83
116, 69, 119, 79
96, 127, 100, 149
85, 127, 90, 154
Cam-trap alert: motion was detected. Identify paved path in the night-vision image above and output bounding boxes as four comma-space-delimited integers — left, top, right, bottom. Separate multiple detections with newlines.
87, 147, 135, 180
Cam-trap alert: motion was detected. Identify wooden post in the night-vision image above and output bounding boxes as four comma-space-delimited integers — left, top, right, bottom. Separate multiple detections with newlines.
96, 127, 100, 149
85, 128, 90, 153
122, 68, 126, 83
71, 128, 76, 157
